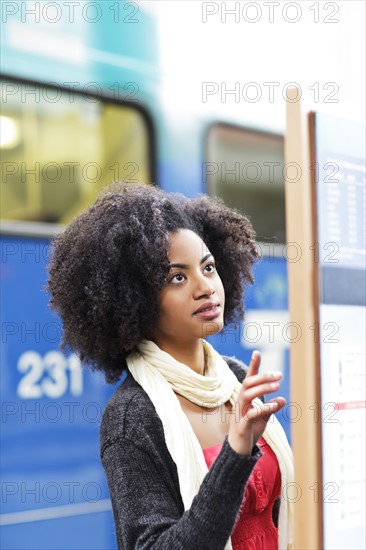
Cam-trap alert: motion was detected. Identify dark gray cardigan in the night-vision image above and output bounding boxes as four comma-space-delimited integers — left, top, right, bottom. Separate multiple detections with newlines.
100, 356, 266, 549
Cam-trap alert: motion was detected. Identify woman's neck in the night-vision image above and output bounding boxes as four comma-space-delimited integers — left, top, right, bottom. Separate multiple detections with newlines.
151, 337, 206, 376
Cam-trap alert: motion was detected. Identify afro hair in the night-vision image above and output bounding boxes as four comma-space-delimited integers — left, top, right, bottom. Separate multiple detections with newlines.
46, 182, 260, 383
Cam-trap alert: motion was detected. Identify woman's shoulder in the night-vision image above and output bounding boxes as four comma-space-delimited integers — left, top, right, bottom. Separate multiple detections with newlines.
100, 372, 164, 452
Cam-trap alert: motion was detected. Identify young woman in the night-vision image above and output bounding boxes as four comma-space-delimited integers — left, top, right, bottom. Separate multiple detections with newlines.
47, 182, 294, 550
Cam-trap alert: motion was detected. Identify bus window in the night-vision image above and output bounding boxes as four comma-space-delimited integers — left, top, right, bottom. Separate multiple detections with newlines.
205, 123, 285, 244
1, 78, 154, 225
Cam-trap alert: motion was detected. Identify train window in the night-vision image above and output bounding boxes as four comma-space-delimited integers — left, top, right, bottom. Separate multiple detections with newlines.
0, 79, 154, 224
205, 123, 285, 243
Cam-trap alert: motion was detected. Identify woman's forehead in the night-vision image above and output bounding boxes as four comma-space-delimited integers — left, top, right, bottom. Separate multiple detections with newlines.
167, 229, 211, 261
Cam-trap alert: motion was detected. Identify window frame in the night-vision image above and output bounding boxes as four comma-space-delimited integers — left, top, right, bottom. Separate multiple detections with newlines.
204, 120, 285, 244
0, 73, 157, 236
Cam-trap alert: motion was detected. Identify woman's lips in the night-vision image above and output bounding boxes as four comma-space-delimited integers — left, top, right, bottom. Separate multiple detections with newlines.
193, 304, 221, 320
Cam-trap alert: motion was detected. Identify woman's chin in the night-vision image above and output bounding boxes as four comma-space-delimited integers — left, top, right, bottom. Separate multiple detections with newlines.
199, 318, 224, 338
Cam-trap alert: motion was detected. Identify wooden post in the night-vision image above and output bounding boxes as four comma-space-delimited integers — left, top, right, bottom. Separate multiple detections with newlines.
284, 89, 323, 549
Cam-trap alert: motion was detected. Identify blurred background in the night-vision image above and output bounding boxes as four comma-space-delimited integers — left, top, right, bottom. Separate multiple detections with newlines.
1, 1, 365, 548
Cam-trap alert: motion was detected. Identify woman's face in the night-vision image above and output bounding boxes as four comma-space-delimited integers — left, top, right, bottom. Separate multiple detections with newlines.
152, 229, 225, 346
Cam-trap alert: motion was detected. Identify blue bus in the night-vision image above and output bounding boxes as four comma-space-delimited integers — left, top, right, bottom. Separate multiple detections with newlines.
1, 2, 290, 548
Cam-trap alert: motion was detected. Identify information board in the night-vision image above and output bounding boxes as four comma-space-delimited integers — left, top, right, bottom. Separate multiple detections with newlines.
312, 112, 365, 550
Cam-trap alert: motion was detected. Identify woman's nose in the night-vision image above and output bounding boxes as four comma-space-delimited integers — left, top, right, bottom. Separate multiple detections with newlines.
193, 273, 215, 298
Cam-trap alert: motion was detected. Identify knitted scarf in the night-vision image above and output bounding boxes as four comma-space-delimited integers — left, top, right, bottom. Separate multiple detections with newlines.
126, 339, 294, 550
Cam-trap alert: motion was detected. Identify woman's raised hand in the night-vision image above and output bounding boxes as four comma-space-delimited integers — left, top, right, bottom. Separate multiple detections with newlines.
227, 351, 286, 456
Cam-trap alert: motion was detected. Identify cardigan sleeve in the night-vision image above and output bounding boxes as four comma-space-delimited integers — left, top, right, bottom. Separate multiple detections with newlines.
101, 434, 262, 550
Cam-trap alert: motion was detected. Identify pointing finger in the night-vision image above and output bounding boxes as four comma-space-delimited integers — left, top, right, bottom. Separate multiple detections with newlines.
246, 350, 261, 377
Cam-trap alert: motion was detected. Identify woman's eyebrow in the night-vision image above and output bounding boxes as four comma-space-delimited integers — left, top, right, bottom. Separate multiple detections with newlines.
169, 253, 213, 270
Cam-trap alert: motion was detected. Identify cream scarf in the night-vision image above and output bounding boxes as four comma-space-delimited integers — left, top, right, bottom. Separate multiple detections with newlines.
126, 339, 294, 550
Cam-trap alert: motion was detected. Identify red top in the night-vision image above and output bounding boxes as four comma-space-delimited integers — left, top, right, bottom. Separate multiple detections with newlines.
203, 437, 281, 550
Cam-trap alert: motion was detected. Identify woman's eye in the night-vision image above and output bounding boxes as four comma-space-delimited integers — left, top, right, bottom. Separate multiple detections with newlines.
204, 263, 216, 273
170, 273, 185, 284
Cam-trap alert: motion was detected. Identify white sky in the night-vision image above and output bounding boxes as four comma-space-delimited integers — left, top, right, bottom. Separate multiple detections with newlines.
140, 1, 365, 130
